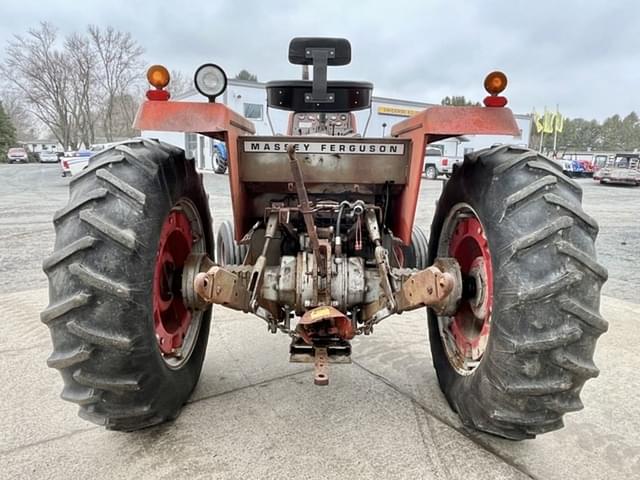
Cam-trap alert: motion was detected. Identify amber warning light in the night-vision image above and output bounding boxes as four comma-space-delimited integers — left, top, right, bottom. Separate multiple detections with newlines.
483, 71, 508, 107
146, 64, 171, 101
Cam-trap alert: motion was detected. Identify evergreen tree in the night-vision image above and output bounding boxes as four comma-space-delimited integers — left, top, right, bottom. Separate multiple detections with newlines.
440, 95, 481, 106
0, 101, 17, 161
531, 112, 640, 152
235, 69, 258, 82
621, 112, 640, 151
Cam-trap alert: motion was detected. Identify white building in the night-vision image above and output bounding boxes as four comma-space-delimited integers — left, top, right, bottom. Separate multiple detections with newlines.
142, 78, 532, 170
19, 140, 61, 153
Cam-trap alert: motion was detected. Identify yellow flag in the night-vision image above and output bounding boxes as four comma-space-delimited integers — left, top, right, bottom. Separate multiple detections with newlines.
543, 108, 555, 134
554, 109, 564, 133
533, 109, 544, 133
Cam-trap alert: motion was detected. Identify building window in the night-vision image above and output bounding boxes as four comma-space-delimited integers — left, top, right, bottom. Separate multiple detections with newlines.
243, 103, 263, 120
185, 133, 197, 158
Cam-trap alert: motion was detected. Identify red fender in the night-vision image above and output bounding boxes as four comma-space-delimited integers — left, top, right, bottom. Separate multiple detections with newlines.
390, 106, 520, 244
134, 101, 255, 241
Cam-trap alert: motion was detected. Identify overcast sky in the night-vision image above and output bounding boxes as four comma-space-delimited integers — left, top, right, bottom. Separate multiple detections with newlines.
1, 0, 638, 120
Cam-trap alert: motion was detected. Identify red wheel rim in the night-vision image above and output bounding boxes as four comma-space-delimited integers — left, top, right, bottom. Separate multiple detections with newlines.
440, 207, 494, 373
153, 209, 194, 356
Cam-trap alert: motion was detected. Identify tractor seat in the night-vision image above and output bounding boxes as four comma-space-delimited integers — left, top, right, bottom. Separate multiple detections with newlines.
266, 80, 373, 112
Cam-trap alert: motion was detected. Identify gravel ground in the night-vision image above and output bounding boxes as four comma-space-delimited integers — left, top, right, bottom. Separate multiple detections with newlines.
1, 162, 637, 302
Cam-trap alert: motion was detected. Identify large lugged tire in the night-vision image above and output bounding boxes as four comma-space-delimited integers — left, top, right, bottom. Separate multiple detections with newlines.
397, 225, 429, 269
42, 139, 213, 431
212, 151, 227, 174
428, 145, 608, 440
215, 220, 247, 265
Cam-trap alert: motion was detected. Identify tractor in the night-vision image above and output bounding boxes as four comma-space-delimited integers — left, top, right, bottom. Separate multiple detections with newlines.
42, 37, 608, 440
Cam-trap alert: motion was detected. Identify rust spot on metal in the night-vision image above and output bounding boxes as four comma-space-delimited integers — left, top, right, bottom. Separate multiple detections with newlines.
193, 266, 249, 310
298, 305, 355, 344
314, 347, 329, 386
395, 263, 457, 312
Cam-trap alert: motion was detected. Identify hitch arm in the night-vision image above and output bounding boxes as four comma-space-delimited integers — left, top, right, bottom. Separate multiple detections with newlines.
193, 266, 250, 312
360, 258, 462, 328
394, 266, 456, 312
287, 145, 325, 277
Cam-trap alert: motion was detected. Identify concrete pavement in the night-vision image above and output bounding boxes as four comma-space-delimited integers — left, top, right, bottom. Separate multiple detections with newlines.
1, 288, 638, 479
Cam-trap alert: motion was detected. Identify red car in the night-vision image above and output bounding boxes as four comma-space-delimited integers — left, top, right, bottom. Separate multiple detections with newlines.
6, 147, 28, 163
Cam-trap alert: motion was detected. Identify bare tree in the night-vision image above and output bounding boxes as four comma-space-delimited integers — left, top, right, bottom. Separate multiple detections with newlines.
87, 25, 144, 140
65, 33, 97, 147
2, 23, 76, 148
169, 69, 192, 98
2, 23, 146, 147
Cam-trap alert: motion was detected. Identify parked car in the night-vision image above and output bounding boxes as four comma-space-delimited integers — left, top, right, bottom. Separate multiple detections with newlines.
61, 142, 131, 177
560, 152, 594, 177
39, 150, 59, 163
67, 150, 93, 176
6, 147, 28, 163
594, 153, 640, 186
423, 147, 461, 180
559, 158, 586, 177
60, 150, 92, 177
60, 151, 74, 177
592, 154, 610, 172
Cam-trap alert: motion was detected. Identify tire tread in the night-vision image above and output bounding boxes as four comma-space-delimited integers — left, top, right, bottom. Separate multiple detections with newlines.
43, 139, 213, 431
428, 145, 607, 440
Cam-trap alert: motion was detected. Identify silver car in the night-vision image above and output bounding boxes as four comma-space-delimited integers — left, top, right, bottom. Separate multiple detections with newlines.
39, 151, 59, 163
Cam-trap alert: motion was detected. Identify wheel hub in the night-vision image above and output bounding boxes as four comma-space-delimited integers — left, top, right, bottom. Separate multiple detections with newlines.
438, 206, 494, 374
467, 256, 489, 319
153, 208, 196, 358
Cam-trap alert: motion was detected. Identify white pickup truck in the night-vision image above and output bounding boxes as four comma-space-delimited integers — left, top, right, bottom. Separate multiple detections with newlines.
60, 150, 93, 177
423, 147, 462, 180
59, 143, 120, 177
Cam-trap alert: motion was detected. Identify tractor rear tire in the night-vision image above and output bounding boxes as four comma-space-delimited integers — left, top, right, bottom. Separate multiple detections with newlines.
42, 139, 213, 431
427, 145, 608, 440
216, 220, 247, 265
395, 225, 428, 269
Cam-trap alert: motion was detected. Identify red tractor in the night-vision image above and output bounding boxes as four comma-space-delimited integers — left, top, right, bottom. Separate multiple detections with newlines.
42, 38, 607, 439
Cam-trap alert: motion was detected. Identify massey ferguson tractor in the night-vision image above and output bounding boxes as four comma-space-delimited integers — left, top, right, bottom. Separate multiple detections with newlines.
42, 38, 608, 440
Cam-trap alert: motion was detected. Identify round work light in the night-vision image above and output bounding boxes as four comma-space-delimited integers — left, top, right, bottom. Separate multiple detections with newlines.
194, 64, 228, 102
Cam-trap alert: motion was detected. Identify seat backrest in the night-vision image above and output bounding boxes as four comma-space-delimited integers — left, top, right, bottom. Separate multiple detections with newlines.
288, 37, 351, 66
266, 80, 373, 112
265, 37, 372, 113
